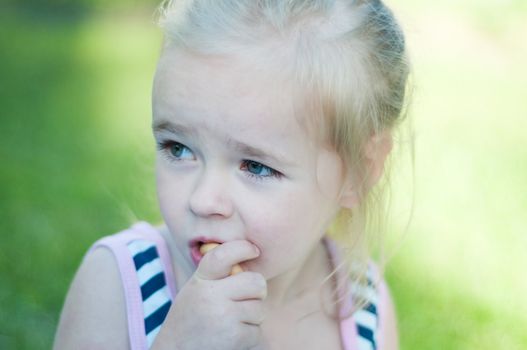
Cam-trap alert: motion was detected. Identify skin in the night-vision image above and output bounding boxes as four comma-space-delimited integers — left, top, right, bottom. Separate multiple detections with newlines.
152, 48, 351, 310
150, 47, 350, 348
53, 47, 398, 350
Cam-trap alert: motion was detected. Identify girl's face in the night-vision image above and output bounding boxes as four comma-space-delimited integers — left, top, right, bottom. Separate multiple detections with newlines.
152, 49, 348, 281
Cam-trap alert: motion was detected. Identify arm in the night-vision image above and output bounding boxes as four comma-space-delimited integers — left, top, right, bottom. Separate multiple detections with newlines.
378, 280, 399, 350
53, 247, 129, 350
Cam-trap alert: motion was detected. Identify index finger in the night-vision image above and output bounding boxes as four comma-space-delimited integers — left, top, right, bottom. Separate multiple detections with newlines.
194, 240, 260, 280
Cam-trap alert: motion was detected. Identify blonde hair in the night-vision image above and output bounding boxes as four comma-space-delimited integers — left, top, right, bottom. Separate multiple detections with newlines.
155, 0, 413, 320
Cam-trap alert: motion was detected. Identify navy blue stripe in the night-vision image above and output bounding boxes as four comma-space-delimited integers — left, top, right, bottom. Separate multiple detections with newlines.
364, 302, 377, 316
133, 246, 158, 270
145, 300, 172, 334
357, 324, 376, 348
366, 277, 374, 287
140, 272, 166, 301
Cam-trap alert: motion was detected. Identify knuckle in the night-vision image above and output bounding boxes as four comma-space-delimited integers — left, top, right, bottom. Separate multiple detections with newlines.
252, 307, 266, 324
247, 300, 265, 320
193, 268, 208, 281
194, 265, 215, 282
244, 240, 256, 251
257, 275, 267, 287
242, 273, 267, 298
253, 274, 267, 289
257, 304, 266, 321
211, 246, 227, 261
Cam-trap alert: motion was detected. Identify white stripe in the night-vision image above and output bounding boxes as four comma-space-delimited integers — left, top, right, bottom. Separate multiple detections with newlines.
351, 284, 378, 304
143, 286, 171, 319
136, 258, 164, 285
146, 324, 162, 348
357, 336, 374, 350
128, 240, 155, 256
354, 308, 377, 330
127, 239, 168, 349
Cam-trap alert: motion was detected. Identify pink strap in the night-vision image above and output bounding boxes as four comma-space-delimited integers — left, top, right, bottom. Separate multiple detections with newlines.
377, 281, 389, 349
86, 230, 148, 350
323, 237, 359, 350
84, 222, 177, 350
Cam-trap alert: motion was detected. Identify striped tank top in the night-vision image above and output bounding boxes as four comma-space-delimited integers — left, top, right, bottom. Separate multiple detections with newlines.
86, 221, 388, 350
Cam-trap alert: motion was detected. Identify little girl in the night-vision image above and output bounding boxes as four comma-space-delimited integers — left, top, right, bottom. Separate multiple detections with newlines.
54, 0, 410, 349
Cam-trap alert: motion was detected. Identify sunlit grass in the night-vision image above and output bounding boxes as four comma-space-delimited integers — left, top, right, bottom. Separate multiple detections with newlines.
387, 1, 527, 348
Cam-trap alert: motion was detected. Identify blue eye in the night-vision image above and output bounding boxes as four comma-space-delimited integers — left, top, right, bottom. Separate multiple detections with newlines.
156, 140, 283, 181
241, 160, 282, 181
157, 140, 194, 161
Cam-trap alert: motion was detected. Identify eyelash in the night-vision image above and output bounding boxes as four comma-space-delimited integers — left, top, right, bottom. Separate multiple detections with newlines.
156, 140, 283, 181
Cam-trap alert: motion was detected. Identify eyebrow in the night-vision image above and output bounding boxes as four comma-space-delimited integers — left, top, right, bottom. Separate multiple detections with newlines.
153, 120, 293, 166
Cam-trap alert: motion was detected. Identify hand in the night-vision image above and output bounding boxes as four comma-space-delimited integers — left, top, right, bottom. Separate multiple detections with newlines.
152, 240, 267, 350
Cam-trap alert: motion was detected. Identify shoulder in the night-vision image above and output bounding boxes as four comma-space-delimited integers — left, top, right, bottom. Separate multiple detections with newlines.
53, 244, 129, 349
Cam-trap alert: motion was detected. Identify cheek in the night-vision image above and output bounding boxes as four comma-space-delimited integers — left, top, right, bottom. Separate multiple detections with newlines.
246, 187, 328, 268
156, 163, 188, 223
316, 149, 345, 200
156, 164, 170, 209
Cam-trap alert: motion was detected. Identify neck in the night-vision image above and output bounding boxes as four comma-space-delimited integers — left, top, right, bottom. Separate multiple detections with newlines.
263, 238, 333, 312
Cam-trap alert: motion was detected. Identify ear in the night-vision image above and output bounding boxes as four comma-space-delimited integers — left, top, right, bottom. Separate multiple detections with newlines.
338, 183, 361, 210
363, 129, 393, 189
337, 129, 393, 210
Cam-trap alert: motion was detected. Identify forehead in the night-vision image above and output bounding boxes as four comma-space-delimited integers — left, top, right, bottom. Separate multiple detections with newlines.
152, 49, 322, 155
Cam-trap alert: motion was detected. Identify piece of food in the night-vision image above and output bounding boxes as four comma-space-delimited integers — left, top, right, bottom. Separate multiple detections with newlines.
199, 243, 243, 275
230, 264, 244, 275
199, 242, 220, 255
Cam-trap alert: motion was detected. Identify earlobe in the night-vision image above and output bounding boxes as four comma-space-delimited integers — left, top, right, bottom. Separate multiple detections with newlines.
339, 172, 361, 209
364, 129, 393, 189
338, 177, 361, 210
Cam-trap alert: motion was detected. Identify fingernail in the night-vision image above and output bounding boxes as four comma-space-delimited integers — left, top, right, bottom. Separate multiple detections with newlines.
253, 245, 260, 256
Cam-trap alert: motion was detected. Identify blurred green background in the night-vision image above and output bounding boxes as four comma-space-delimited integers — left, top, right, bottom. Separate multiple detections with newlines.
1, 0, 526, 348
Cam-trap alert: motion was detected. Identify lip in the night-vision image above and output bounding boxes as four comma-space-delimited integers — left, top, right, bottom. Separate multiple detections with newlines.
188, 236, 225, 266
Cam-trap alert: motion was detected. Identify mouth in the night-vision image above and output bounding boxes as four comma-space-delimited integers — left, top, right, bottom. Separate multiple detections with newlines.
189, 237, 224, 266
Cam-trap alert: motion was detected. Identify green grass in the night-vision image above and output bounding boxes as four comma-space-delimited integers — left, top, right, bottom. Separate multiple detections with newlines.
387, 1, 527, 348
0, 10, 163, 349
1, 3, 526, 349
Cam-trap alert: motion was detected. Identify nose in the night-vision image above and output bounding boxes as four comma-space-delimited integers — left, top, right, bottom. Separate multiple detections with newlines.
189, 166, 233, 218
